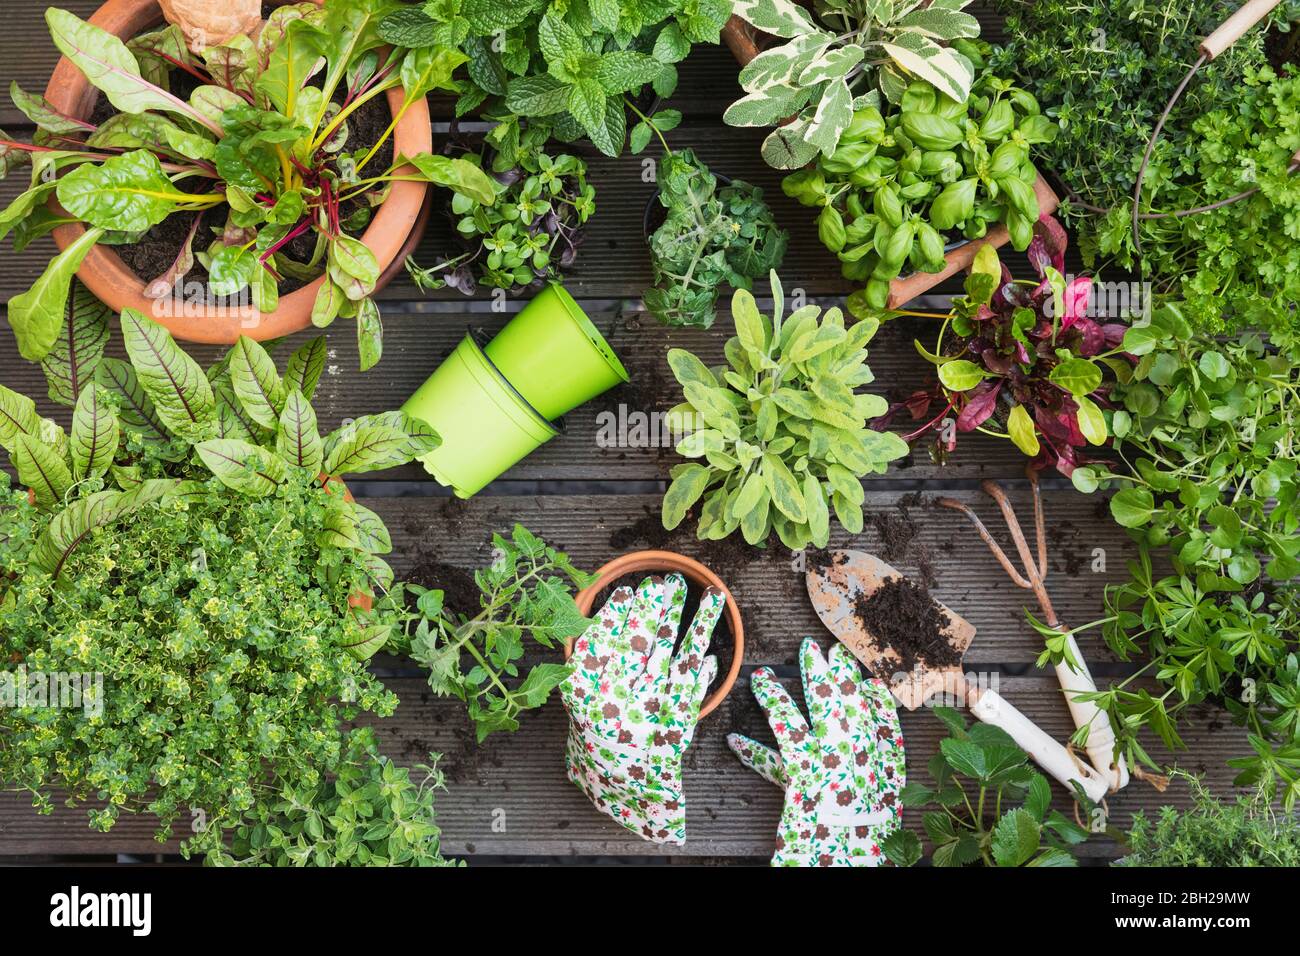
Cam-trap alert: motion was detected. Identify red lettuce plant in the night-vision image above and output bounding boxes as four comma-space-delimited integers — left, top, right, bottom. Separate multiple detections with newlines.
881, 216, 1129, 475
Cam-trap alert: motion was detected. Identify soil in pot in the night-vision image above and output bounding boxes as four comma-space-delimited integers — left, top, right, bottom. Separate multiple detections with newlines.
89, 23, 395, 301
590, 571, 735, 699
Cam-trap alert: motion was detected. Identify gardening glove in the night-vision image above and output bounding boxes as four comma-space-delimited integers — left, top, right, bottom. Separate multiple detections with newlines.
560, 573, 723, 845
728, 638, 905, 867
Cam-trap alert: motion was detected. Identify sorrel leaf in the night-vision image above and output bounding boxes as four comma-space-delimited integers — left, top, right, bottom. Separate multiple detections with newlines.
195, 438, 287, 496
40, 281, 111, 406
69, 382, 119, 481
275, 388, 323, 472
119, 308, 215, 441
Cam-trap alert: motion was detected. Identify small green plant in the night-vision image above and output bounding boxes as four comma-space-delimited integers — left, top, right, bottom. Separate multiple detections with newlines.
642, 145, 787, 329
725, 0, 983, 169
0, 2, 496, 370
1117, 772, 1300, 867
401, 524, 593, 740
661, 271, 908, 549
883, 707, 1091, 867
407, 132, 595, 295
782, 51, 1056, 309
209, 728, 460, 867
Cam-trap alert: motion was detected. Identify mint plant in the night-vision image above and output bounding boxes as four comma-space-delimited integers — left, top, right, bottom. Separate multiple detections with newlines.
0, 2, 497, 369
400, 524, 593, 740
662, 271, 908, 549
380, 0, 729, 157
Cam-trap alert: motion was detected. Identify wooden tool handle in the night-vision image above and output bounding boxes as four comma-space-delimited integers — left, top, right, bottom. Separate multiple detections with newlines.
1053, 633, 1129, 791
969, 684, 1111, 804
1200, 0, 1280, 60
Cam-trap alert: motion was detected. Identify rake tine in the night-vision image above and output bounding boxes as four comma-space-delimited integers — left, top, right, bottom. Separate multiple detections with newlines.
1027, 467, 1049, 583
981, 480, 1042, 589
937, 496, 1034, 590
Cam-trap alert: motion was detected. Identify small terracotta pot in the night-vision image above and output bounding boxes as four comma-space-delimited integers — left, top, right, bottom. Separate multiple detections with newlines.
567, 550, 744, 719
721, 11, 1062, 310
42, 0, 434, 345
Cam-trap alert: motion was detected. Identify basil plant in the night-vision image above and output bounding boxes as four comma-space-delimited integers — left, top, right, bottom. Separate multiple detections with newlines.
662, 271, 909, 549
0, 2, 497, 371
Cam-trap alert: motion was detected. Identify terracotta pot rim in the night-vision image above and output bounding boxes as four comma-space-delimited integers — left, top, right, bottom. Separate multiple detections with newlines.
567, 549, 745, 719
42, 0, 434, 345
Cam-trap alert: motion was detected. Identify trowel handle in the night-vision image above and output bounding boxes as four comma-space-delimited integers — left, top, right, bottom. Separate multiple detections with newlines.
1200, 0, 1280, 60
1053, 632, 1129, 791
968, 684, 1111, 805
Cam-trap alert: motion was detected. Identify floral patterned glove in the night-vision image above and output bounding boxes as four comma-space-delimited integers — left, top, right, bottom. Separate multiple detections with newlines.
561, 573, 723, 845
727, 638, 905, 866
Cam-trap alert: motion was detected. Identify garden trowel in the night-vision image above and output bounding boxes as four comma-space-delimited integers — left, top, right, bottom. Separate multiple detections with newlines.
806, 550, 1111, 804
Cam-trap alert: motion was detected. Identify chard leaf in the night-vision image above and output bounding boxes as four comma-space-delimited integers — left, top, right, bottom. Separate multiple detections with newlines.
7, 227, 105, 361
45, 8, 222, 135
405, 153, 497, 204
56, 150, 195, 233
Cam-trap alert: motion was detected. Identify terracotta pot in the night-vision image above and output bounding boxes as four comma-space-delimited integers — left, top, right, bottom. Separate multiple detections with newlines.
42, 0, 434, 345
721, 12, 1061, 310
567, 550, 744, 719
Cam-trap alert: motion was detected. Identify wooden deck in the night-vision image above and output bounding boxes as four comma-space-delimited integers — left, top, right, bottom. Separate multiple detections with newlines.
0, 2, 1247, 865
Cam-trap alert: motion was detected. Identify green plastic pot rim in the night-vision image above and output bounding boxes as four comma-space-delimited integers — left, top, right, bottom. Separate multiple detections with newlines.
544, 283, 630, 386
460, 330, 559, 441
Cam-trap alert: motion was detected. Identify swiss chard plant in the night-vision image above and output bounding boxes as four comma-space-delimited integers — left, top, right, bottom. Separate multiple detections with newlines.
874, 219, 1128, 476
642, 144, 787, 329
1058, 308, 1300, 805
883, 707, 1092, 867
662, 271, 909, 549
379, 0, 729, 157
782, 51, 1057, 308
407, 126, 595, 294
398, 524, 593, 740
0, 2, 497, 370
724, 0, 983, 169
0, 313, 439, 856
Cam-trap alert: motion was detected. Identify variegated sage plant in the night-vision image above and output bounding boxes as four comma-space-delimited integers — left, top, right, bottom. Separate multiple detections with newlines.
661, 271, 908, 549
724, 0, 981, 169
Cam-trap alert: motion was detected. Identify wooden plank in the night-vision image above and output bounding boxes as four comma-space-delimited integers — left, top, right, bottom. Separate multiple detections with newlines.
0, 677, 1251, 859
0, 311, 1087, 483
365, 493, 1128, 665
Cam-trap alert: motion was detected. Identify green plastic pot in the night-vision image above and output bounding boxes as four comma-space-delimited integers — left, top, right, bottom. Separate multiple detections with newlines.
402, 334, 558, 498
484, 283, 629, 421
